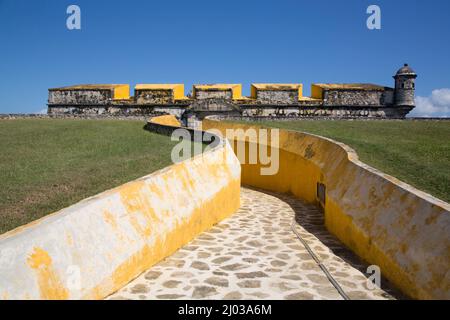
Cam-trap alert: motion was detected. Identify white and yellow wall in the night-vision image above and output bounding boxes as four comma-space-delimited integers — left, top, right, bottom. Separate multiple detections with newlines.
203, 118, 450, 300
0, 117, 240, 300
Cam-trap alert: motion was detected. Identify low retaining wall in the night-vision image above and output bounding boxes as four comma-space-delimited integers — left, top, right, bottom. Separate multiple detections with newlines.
203, 118, 450, 300
0, 117, 241, 300
149, 114, 181, 127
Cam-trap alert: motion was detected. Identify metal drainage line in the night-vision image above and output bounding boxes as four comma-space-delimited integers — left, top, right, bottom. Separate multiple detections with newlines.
291, 219, 351, 300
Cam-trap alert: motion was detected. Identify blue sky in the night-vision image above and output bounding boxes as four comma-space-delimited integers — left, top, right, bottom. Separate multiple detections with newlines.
0, 0, 449, 115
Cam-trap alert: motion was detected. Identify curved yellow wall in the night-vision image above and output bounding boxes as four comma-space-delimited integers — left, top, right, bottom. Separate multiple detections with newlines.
203, 118, 450, 300
0, 129, 241, 300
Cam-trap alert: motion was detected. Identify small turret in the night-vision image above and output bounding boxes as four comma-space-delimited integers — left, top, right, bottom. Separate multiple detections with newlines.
393, 64, 417, 107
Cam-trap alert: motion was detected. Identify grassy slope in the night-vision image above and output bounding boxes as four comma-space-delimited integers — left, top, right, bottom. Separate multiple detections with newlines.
255, 120, 450, 203
0, 119, 182, 234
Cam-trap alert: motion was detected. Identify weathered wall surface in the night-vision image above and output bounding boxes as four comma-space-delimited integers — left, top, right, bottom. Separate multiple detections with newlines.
47, 82, 413, 119
256, 90, 299, 104
203, 118, 450, 300
240, 106, 410, 118
135, 90, 174, 104
195, 90, 233, 100
394, 80, 416, 107
49, 90, 112, 105
149, 114, 181, 127
47, 106, 187, 118
323, 90, 384, 107
0, 121, 241, 300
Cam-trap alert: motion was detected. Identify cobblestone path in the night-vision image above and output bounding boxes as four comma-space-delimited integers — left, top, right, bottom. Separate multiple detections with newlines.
108, 188, 402, 300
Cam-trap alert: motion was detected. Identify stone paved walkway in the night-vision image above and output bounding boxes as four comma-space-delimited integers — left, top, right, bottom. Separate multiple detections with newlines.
107, 188, 403, 300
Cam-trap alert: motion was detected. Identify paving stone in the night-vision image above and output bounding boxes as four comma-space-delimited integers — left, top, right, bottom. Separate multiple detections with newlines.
197, 252, 211, 259
237, 280, 261, 289
171, 271, 195, 278
280, 275, 303, 281
192, 286, 218, 299
212, 256, 233, 264
285, 292, 315, 300
130, 284, 149, 294
220, 263, 247, 271
144, 271, 162, 281
162, 280, 181, 289
223, 291, 243, 300
156, 294, 185, 299
271, 260, 287, 267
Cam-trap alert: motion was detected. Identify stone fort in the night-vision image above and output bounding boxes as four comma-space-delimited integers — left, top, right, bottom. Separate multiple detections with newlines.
48, 64, 417, 126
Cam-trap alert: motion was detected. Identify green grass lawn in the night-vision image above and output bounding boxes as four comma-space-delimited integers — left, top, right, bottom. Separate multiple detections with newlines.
250, 120, 450, 203
0, 119, 186, 234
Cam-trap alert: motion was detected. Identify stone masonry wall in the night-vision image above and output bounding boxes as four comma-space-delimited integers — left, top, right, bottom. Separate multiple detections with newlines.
394, 78, 416, 106
241, 106, 412, 118
195, 90, 233, 100
323, 90, 385, 107
48, 90, 112, 105
135, 90, 174, 104
48, 106, 186, 118
256, 90, 299, 104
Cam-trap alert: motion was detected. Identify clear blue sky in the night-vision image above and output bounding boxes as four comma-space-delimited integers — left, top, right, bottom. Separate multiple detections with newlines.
1, 0, 450, 113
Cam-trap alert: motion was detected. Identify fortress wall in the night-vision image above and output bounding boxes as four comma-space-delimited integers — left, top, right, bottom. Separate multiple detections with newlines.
323, 90, 384, 107
193, 85, 242, 100
251, 84, 303, 104
134, 85, 186, 105
0, 118, 241, 300
203, 118, 450, 300
47, 106, 187, 118
48, 85, 130, 105
195, 90, 233, 100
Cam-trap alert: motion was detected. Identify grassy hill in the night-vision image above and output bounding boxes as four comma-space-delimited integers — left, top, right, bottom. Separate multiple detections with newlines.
253, 120, 450, 203
0, 119, 184, 234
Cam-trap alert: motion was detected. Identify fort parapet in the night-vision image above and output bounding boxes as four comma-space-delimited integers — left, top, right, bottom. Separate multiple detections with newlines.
47, 64, 417, 124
